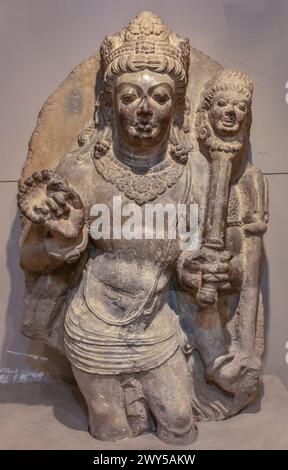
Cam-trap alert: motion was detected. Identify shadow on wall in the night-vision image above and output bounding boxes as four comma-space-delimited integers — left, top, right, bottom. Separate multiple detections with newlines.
2, 212, 74, 385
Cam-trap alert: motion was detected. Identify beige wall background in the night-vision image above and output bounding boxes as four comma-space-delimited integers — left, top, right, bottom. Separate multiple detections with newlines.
0, 0, 287, 387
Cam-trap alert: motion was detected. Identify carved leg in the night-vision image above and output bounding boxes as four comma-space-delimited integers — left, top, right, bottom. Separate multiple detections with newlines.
72, 366, 132, 441
140, 348, 197, 445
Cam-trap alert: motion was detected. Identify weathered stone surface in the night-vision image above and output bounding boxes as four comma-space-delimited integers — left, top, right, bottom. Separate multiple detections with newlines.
17, 11, 268, 445
22, 55, 99, 180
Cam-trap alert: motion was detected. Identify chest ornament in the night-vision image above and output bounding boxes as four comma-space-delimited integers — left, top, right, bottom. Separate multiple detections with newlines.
92, 149, 186, 205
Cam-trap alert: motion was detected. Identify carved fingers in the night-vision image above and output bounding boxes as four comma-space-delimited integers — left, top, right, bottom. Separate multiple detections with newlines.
179, 248, 234, 295
202, 261, 230, 288
179, 253, 202, 291
201, 249, 232, 291
17, 170, 85, 239
18, 170, 51, 223
34, 194, 69, 219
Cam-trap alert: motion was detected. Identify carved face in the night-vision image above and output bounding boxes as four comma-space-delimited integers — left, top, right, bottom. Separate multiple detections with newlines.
209, 89, 250, 138
113, 71, 175, 152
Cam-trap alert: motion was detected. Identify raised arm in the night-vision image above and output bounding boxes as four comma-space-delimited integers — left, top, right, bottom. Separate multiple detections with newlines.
18, 169, 88, 273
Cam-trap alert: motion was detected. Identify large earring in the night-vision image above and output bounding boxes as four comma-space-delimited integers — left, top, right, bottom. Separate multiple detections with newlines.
94, 92, 112, 159
169, 97, 192, 163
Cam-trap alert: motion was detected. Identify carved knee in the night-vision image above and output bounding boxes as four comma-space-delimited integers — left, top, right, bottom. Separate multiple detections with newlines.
88, 400, 132, 441
156, 403, 197, 445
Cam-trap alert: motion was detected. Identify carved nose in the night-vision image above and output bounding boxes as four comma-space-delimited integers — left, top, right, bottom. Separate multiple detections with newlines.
137, 98, 153, 118
225, 105, 235, 117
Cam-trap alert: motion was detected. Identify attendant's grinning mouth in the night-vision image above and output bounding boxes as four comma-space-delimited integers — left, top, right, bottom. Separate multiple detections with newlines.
222, 118, 236, 126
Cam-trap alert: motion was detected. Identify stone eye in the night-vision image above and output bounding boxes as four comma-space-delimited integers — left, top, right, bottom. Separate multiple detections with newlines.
237, 103, 247, 113
217, 99, 227, 107
121, 94, 137, 105
152, 93, 170, 104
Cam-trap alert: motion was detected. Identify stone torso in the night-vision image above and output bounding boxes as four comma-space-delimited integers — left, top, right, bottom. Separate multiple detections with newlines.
59, 150, 190, 374
58, 150, 190, 296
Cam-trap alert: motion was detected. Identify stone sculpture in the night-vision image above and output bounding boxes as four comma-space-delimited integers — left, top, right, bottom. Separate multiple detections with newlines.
17, 12, 268, 444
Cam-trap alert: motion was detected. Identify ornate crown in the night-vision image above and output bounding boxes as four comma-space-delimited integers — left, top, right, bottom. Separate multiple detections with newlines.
100, 11, 190, 76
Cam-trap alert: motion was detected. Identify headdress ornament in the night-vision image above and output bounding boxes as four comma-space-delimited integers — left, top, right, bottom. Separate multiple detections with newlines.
100, 11, 190, 78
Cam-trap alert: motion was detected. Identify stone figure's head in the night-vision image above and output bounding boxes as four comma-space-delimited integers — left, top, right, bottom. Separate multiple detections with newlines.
207, 70, 253, 138
95, 11, 191, 159
196, 70, 253, 151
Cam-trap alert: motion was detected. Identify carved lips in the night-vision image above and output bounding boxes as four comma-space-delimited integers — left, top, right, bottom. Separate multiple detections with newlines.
134, 120, 155, 134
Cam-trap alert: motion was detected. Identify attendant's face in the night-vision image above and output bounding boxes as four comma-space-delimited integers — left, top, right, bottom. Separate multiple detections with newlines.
209, 89, 250, 138
113, 71, 175, 152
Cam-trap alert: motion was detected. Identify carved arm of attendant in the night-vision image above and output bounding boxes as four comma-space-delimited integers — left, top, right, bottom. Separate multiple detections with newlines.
17, 170, 88, 272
